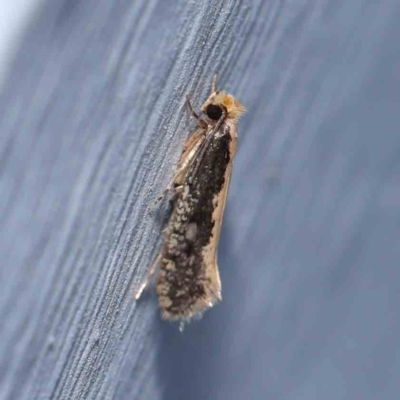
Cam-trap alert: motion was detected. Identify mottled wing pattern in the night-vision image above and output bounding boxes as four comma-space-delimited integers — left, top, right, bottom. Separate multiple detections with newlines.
156, 123, 235, 321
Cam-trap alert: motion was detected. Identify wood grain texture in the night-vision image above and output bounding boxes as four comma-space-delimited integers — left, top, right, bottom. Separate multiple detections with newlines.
1, 1, 400, 399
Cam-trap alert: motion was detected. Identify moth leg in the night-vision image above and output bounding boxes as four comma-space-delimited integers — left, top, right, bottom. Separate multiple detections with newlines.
174, 184, 184, 194
135, 253, 162, 300
211, 74, 217, 93
186, 96, 207, 128
148, 165, 189, 209
149, 133, 204, 210
148, 179, 175, 210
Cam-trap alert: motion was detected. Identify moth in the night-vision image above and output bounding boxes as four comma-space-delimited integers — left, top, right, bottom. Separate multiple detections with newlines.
136, 76, 245, 324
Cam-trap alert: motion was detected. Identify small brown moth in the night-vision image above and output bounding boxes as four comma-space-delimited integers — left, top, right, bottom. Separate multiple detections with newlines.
136, 75, 245, 325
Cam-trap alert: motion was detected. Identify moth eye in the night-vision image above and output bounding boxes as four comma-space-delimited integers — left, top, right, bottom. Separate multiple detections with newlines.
206, 104, 223, 120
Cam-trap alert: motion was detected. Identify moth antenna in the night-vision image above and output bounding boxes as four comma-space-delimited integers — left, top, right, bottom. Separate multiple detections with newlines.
211, 74, 217, 93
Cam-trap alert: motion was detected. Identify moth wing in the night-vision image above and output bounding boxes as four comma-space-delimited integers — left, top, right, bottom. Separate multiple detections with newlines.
180, 127, 205, 160
202, 124, 238, 303
173, 127, 206, 186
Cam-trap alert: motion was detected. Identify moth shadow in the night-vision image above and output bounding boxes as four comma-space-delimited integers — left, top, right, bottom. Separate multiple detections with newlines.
156, 211, 240, 400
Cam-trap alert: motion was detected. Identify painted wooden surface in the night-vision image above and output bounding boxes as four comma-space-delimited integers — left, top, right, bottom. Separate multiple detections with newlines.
1, 1, 400, 399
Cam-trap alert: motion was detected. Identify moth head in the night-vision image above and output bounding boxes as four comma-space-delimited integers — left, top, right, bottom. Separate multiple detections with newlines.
202, 91, 245, 123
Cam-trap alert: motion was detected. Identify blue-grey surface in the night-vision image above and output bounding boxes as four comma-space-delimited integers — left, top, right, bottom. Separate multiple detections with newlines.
1, 0, 400, 399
